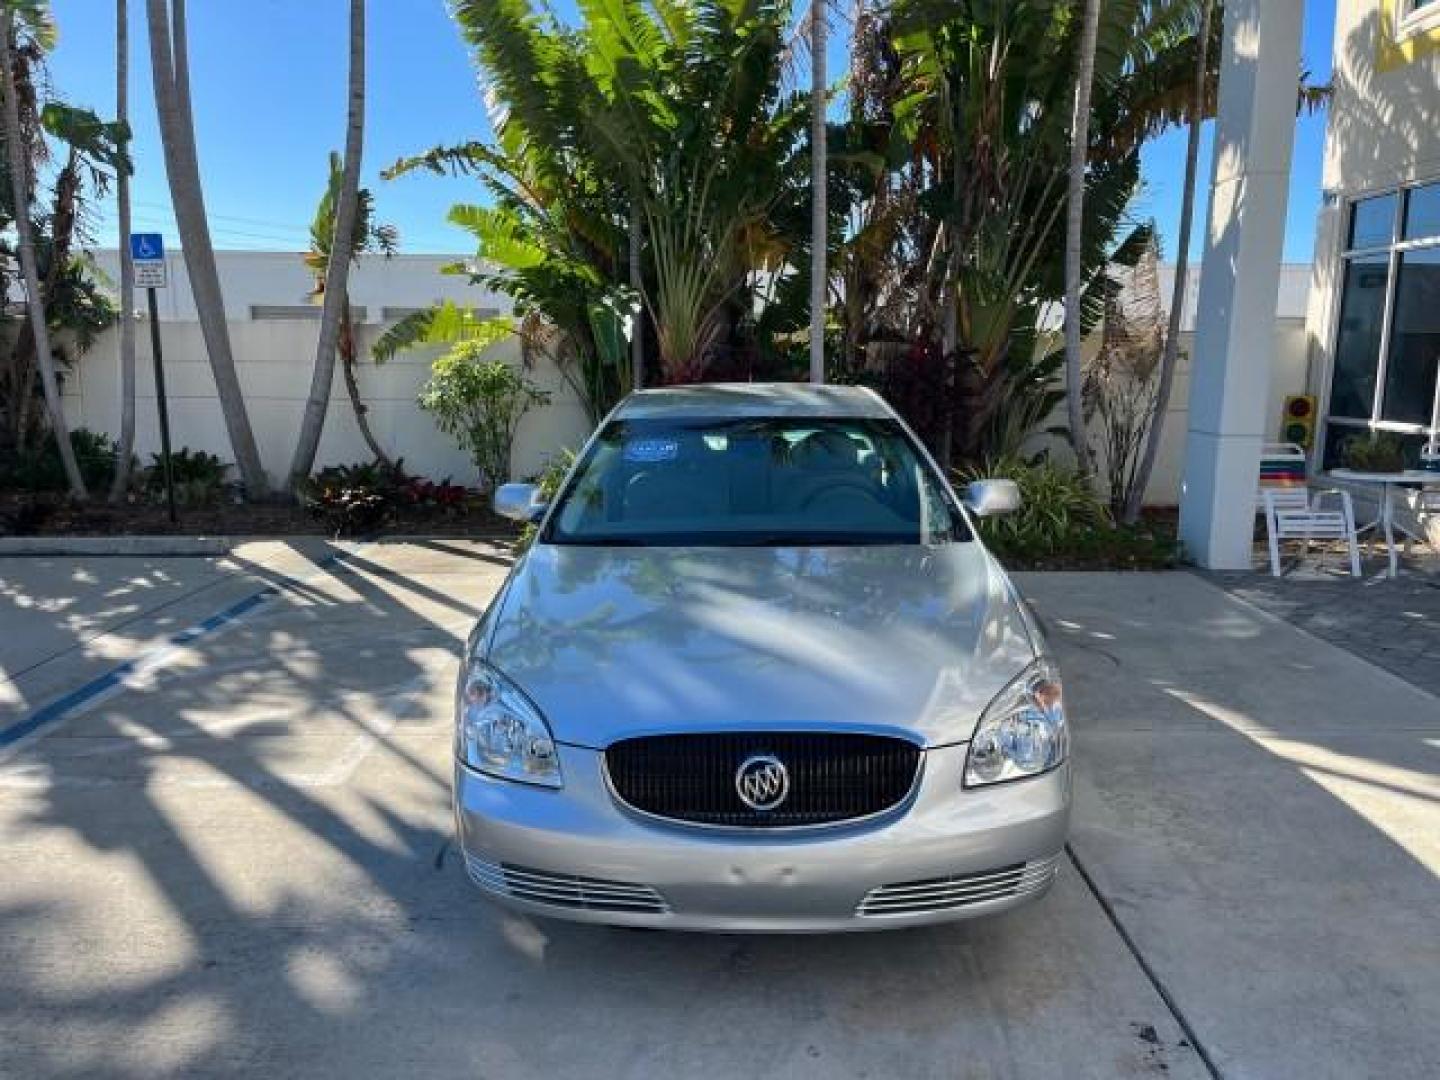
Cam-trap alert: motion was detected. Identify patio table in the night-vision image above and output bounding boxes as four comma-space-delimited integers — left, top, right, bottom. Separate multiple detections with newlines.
1328, 468, 1440, 578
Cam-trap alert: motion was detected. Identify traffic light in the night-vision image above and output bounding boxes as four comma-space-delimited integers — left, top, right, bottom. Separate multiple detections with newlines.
1282, 394, 1317, 449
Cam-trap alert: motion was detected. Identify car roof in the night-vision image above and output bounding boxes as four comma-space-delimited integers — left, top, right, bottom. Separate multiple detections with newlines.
612, 382, 894, 421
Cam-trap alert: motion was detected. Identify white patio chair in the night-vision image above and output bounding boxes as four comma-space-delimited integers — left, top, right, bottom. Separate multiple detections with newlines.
1255, 443, 1360, 578
1260, 485, 1361, 578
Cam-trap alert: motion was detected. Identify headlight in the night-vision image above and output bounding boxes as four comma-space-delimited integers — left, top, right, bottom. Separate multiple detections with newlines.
964, 657, 1067, 787
455, 658, 562, 788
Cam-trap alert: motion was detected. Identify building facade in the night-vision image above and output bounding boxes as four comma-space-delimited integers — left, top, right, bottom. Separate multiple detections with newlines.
1305, 0, 1440, 469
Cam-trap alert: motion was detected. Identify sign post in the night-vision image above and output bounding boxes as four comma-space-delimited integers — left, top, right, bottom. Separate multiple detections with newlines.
130, 233, 176, 524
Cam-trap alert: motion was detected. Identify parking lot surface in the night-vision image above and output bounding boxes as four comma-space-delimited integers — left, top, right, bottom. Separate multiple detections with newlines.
2, 543, 1436, 1078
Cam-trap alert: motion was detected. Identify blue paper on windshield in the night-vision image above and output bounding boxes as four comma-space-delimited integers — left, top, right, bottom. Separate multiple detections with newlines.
624, 438, 679, 464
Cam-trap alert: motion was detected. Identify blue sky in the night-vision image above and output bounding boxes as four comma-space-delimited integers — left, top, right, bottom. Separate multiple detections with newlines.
48, 0, 1335, 264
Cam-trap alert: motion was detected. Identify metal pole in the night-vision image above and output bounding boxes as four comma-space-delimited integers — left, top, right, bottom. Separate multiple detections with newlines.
147, 287, 177, 525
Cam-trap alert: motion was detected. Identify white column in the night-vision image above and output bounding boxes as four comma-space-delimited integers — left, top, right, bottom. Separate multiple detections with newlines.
1179, 0, 1306, 570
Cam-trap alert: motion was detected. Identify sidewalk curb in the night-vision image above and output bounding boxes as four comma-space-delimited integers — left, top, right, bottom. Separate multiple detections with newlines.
0, 533, 519, 557
0, 535, 241, 556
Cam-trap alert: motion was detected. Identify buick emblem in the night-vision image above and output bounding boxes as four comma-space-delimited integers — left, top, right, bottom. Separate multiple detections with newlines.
735, 754, 790, 811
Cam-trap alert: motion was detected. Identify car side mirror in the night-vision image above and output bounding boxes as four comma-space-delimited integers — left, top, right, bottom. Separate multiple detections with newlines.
964, 479, 1022, 517
493, 482, 547, 523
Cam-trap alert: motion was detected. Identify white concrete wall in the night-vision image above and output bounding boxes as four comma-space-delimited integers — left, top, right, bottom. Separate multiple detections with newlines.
62, 252, 1312, 505
63, 319, 592, 489
1323, 1, 1440, 197
89, 250, 504, 324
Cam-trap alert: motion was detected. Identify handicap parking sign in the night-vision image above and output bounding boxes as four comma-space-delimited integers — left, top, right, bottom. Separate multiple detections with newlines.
130, 233, 167, 288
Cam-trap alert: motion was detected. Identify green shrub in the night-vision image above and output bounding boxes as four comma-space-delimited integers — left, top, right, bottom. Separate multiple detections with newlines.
0, 428, 126, 492
955, 455, 1178, 568
417, 343, 550, 491
143, 448, 230, 506
955, 455, 1109, 553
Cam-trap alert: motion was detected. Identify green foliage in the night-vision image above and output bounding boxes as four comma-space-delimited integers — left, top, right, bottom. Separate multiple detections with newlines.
957, 453, 1180, 568
371, 304, 512, 365
515, 447, 577, 549
304, 150, 397, 288
957, 455, 1110, 554
417, 344, 550, 489
143, 448, 230, 507
0, 11, 128, 460
0, 428, 124, 492
833, 0, 1210, 462
387, 0, 812, 406
1341, 433, 1408, 474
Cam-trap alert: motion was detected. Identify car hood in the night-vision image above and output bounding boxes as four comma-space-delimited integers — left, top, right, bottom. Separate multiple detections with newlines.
483, 542, 1038, 748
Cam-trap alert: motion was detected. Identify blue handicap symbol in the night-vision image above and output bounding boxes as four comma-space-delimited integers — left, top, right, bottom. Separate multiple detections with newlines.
130, 233, 164, 260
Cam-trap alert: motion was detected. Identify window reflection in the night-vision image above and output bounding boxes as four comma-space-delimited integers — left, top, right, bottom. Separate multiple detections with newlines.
1381, 249, 1440, 424
1327, 255, 1389, 419
1348, 194, 1398, 249
1403, 182, 1440, 242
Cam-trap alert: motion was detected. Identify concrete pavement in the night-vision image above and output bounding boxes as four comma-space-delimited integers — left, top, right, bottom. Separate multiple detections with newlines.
1024, 571, 1440, 1079
0, 545, 1435, 1077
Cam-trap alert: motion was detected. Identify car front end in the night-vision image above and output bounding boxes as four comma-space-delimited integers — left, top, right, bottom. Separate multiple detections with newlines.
453, 385, 1071, 932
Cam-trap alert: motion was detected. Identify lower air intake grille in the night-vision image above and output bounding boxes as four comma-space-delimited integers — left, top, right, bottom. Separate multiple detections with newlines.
465, 855, 669, 915
857, 856, 1059, 917
605, 731, 922, 828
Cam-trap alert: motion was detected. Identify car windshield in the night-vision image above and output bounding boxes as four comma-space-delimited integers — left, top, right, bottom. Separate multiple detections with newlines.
543, 416, 971, 547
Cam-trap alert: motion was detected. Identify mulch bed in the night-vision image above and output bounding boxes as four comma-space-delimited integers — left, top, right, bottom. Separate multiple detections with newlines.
0, 491, 522, 541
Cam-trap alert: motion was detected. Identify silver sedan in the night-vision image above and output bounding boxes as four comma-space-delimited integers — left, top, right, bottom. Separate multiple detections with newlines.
455, 383, 1070, 932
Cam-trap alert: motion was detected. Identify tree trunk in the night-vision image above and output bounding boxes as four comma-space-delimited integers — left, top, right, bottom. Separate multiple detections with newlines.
1063, 0, 1102, 481
110, 0, 137, 501
145, 0, 268, 496
0, 11, 86, 498
629, 201, 643, 392
339, 297, 390, 467
289, 0, 365, 490
807, 0, 827, 385
1124, 0, 1213, 525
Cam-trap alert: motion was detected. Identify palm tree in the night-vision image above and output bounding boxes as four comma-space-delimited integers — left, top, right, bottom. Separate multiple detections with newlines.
288, 0, 365, 490
808, 0, 826, 384
301, 153, 397, 468
388, 0, 807, 395
144, 0, 267, 496
109, 0, 136, 501
629, 202, 643, 390
0, 4, 84, 497
1123, 0, 1213, 524
1064, 0, 1103, 482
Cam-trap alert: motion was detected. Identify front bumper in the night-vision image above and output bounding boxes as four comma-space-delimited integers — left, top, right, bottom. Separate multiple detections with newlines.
454, 744, 1070, 932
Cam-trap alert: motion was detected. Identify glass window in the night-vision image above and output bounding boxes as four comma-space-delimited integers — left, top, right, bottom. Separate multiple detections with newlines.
1327, 255, 1390, 419
1403, 182, 1440, 241
1348, 194, 1398, 249
1381, 248, 1440, 423
545, 416, 971, 547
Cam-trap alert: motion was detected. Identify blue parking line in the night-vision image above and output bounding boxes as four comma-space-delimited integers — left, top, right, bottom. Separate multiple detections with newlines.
0, 549, 359, 751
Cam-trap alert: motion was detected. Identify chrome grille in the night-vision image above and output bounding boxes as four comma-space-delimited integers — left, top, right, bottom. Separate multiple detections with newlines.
465, 855, 669, 915
605, 731, 922, 828
857, 856, 1059, 917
